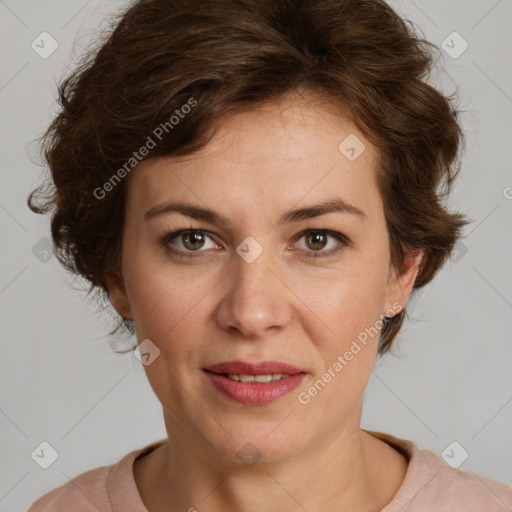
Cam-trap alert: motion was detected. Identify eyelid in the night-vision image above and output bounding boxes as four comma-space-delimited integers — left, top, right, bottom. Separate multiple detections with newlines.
161, 227, 349, 258
161, 228, 221, 257
290, 228, 349, 258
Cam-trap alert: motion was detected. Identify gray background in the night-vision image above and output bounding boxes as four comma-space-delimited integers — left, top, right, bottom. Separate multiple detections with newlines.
1, 0, 511, 510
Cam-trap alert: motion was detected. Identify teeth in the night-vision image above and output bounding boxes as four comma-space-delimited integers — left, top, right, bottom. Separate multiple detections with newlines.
226, 373, 290, 382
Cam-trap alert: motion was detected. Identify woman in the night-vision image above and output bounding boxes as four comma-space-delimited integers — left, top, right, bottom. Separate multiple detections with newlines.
27, 0, 512, 510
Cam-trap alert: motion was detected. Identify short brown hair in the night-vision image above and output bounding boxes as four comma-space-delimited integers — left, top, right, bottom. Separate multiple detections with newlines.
28, 0, 472, 355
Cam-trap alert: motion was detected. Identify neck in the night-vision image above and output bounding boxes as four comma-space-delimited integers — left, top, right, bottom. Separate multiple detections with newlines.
134, 408, 407, 512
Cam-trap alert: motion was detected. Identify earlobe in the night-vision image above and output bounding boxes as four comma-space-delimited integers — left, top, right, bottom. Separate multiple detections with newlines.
105, 272, 133, 320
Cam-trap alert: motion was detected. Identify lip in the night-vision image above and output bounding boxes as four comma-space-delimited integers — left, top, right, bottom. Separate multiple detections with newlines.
203, 360, 307, 406
204, 371, 306, 405
203, 360, 306, 375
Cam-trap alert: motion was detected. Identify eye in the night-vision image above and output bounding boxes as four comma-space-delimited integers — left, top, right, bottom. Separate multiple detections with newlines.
161, 228, 349, 259
293, 229, 348, 258
162, 229, 218, 257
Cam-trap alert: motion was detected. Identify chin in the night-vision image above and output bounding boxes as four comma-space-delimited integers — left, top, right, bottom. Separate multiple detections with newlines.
203, 421, 306, 466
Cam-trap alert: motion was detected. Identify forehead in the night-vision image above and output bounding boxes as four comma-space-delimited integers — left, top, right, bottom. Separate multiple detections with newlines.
126, 94, 382, 227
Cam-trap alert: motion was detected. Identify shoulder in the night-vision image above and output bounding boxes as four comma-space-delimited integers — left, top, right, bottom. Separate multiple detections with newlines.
27, 465, 113, 512
416, 449, 512, 510
365, 430, 512, 512
27, 440, 167, 512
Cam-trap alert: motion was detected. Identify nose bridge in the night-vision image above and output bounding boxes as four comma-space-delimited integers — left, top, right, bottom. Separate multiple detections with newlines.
215, 236, 291, 338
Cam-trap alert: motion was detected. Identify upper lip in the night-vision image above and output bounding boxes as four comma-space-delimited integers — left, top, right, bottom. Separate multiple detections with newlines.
204, 360, 306, 375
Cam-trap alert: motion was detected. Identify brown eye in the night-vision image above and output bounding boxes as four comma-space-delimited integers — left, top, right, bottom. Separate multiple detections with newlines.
163, 229, 218, 256
294, 229, 348, 259
304, 231, 328, 251
181, 231, 206, 251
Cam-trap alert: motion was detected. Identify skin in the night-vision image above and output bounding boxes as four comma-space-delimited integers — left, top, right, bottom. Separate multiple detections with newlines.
107, 90, 423, 512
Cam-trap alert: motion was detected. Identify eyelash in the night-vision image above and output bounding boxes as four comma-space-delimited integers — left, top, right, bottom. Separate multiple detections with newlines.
160, 228, 349, 259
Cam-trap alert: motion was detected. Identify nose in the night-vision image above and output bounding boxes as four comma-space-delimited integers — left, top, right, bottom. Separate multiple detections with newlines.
215, 241, 292, 339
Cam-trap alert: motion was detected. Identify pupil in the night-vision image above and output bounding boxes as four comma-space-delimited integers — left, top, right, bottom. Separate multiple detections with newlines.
184, 231, 204, 250
307, 232, 326, 250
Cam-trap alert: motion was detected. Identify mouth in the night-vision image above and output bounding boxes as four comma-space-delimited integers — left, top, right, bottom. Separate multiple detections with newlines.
203, 360, 307, 405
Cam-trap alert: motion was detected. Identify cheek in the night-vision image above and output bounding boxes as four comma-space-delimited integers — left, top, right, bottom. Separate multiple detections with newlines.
296, 262, 388, 341
124, 258, 209, 408
296, 273, 385, 417
123, 252, 222, 383
123, 231, 389, 351
123, 246, 201, 332
126, 253, 388, 337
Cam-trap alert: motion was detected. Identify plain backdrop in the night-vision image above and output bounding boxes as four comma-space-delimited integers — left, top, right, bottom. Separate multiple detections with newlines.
1, 0, 511, 510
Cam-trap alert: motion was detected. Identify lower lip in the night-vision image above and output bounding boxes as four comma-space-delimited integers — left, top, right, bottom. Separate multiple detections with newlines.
204, 371, 306, 405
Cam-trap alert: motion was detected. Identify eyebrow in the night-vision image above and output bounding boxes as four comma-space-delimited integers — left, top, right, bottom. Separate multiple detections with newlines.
143, 197, 367, 227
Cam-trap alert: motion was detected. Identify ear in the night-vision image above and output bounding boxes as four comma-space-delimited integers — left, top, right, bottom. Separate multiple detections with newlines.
105, 271, 133, 320
383, 248, 424, 315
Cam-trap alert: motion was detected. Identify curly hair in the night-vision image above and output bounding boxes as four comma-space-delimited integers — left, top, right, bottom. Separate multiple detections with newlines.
27, 0, 472, 355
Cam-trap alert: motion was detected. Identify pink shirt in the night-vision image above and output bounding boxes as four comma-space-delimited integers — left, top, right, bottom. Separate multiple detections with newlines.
28, 430, 512, 511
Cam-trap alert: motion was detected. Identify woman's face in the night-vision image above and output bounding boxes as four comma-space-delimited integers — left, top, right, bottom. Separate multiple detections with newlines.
108, 93, 420, 464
